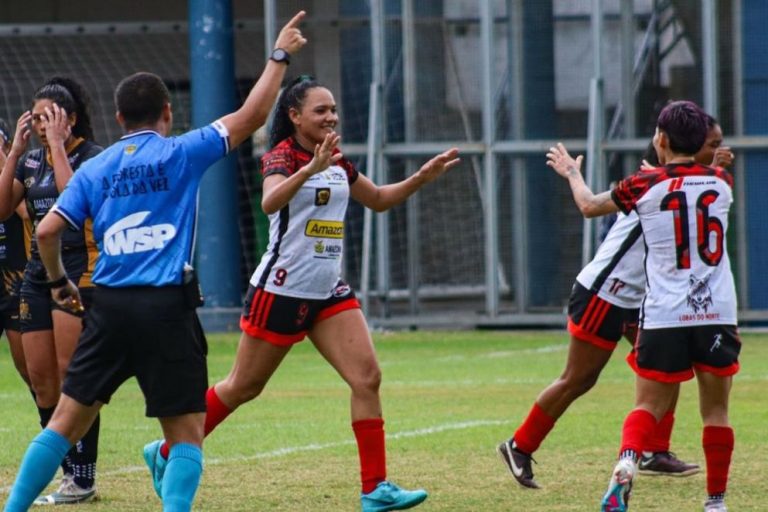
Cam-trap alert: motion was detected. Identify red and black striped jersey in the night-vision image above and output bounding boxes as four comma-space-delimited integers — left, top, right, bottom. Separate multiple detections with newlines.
250, 137, 359, 299
611, 162, 736, 328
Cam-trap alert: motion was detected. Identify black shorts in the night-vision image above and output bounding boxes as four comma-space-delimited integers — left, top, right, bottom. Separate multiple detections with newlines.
627, 325, 741, 383
62, 285, 208, 418
19, 256, 93, 333
0, 295, 21, 333
240, 280, 360, 346
1, 268, 23, 332
567, 282, 640, 350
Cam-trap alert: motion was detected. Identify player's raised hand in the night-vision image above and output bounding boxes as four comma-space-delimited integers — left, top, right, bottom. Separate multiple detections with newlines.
10, 111, 32, 157
43, 104, 72, 149
303, 131, 342, 176
712, 146, 734, 168
547, 142, 583, 179
414, 148, 460, 184
275, 11, 307, 56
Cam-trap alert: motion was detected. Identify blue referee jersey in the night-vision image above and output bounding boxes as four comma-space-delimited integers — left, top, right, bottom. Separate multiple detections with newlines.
53, 122, 229, 287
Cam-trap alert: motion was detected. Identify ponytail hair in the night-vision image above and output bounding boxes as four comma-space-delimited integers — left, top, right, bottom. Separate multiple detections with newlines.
33, 76, 95, 141
269, 75, 320, 148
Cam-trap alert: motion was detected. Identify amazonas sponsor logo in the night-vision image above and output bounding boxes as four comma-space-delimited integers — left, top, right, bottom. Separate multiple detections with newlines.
104, 211, 176, 256
305, 219, 343, 239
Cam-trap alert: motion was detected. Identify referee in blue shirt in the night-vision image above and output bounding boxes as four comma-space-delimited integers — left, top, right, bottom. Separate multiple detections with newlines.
3, 12, 307, 512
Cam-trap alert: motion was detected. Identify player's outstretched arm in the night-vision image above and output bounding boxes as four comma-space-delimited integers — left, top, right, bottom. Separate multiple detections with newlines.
220, 11, 307, 149
351, 148, 460, 212
546, 142, 618, 218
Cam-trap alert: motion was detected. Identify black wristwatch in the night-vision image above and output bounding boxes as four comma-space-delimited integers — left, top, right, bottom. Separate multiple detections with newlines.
270, 48, 291, 65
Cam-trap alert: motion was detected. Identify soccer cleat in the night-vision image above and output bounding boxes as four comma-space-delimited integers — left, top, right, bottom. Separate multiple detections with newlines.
360, 481, 428, 512
704, 498, 728, 512
638, 451, 700, 477
33, 474, 97, 506
143, 440, 167, 498
600, 458, 635, 512
497, 439, 540, 489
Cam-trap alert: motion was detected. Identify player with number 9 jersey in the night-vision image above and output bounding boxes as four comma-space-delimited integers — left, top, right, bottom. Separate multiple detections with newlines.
252, 136, 358, 299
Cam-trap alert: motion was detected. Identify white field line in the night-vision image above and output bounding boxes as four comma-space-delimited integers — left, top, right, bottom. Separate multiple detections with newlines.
0, 419, 507, 493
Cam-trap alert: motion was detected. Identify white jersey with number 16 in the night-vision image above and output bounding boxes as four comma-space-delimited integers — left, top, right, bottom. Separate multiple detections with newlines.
611, 162, 737, 329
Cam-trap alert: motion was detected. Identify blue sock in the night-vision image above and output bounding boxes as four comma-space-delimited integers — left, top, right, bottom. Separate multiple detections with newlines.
4, 429, 72, 512
161, 443, 203, 512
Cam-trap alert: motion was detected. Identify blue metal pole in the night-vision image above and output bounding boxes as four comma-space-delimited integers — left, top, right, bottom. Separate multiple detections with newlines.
189, 0, 241, 307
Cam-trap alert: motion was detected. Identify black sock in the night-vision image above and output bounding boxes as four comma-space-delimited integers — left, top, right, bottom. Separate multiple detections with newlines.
37, 403, 73, 477
37, 404, 55, 429
70, 413, 99, 489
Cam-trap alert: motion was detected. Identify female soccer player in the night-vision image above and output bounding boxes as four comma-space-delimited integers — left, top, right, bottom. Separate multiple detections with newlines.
547, 101, 738, 512
0, 119, 31, 388
0, 78, 103, 504
497, 116, 732, 489
144, 76, 460, 512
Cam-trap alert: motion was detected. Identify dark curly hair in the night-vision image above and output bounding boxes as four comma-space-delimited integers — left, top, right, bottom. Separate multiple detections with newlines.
269, 75, 322, 148
33, 76, 95, 141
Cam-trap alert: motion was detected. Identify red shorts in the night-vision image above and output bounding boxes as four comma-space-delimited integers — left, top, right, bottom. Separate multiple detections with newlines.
628, 325, 741, 383
567, 282, 639, 351
240, 280, 360, 346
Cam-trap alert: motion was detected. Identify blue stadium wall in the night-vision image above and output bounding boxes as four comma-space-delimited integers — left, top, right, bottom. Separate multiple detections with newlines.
743, 0, 768, 308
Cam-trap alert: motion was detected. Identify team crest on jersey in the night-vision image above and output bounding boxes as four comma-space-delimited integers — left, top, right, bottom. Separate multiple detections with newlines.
332, 283, 352, 297
315, 187, 331, 206
314, 240, 325, 253
124, 144, 138, 155
19, 298, 30, 320
686, 274, 713, 313
24, 176, 36, 188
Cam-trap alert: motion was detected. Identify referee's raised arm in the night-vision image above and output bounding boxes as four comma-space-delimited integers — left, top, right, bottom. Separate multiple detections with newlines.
220, 10, 307, 150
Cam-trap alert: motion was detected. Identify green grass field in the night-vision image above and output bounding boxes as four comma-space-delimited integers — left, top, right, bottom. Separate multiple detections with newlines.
1, 330, 765, 511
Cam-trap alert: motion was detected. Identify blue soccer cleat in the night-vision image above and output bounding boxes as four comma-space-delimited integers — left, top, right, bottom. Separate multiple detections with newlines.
600, 458, 635, 512
361, 481, 428, 512
142, 440, 167, 499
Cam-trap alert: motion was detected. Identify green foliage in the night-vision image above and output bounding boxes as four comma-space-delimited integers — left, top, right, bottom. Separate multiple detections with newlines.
0, 330, 765, 510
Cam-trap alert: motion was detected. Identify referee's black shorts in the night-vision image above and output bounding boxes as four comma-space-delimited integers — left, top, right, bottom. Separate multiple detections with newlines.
63, 285, 208, 418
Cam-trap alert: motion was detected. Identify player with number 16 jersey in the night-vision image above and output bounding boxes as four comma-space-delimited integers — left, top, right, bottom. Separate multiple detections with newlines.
612, 163, 736, 330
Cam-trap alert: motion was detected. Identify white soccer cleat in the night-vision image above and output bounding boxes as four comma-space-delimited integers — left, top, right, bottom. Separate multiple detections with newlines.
600, 458, 636, 512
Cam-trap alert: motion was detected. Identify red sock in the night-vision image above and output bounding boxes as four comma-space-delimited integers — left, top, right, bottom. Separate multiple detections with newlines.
620, 408, 657, 458
703, 425, 734, 496
513, 403, 556, 455
160, 385, 233, 459
644, 410, 674, 453
353, 418, 386, 494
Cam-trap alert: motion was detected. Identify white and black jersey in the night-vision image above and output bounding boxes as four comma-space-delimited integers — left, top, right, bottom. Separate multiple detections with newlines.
612, 162, 737, 329
250, 137, 359, 300
576, 211, 646, 309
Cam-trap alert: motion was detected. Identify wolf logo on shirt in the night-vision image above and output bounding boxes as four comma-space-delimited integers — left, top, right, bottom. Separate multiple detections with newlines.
686, 274, 713, 313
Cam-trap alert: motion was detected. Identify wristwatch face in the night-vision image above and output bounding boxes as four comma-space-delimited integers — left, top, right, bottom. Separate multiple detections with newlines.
271, 49, 289, 63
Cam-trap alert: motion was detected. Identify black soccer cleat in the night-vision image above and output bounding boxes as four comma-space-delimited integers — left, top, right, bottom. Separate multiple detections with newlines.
638, 451, 700, 477
497, 438, 540, 489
